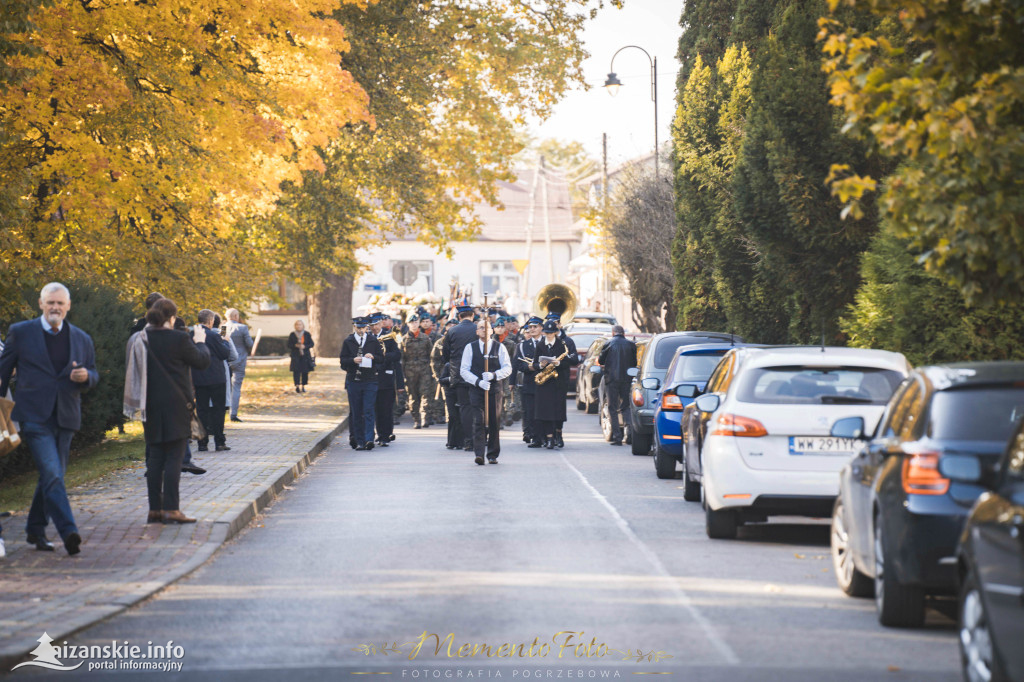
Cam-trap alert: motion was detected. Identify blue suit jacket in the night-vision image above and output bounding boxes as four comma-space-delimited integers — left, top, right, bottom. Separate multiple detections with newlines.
0, 318, 100, 431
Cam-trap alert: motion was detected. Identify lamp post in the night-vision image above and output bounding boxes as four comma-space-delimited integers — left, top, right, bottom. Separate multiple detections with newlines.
604, 45, 658, 178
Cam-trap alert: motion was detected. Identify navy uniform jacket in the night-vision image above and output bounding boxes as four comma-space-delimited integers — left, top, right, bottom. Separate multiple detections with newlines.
377, 334, 402, 390
441, 320, 478, 387
340, 333, 384, 385
0, 318, 99, 431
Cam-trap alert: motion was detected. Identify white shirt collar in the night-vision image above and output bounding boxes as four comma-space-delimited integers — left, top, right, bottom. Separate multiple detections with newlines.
40, 316, 64, 334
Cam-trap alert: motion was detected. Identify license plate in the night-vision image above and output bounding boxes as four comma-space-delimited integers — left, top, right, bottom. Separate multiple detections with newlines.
789, 436, 856, 455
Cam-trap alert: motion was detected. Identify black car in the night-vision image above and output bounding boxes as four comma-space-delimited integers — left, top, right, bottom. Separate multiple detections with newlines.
944, 417, 1024, 682
829, 362, 1024, 627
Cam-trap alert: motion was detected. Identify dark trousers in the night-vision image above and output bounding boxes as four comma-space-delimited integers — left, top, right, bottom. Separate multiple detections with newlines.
468, 387, 501, 458
347, 380, 378, 445
20, 417, 77, 540
606, 380, 630, 442
444, 387, 463, 448
538, 419, 559, 439
456, 384, 475, 449
146, 438, 187, 511
375, 388, 396, 441
195, 383, 226, 447
293, 370, 309, 386
521, 390, 536, 442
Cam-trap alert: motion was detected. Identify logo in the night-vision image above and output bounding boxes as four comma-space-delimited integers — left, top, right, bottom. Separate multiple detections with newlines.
11, 633, 185, 673
11, 633, 84, 672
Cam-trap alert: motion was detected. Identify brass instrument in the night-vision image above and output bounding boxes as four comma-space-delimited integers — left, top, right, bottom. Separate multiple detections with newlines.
377, 331, 397, 344
534, 283, 578, 327
535, 350, 569, 385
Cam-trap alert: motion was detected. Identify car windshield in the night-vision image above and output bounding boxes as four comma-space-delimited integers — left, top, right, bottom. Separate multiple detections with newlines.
653, 337, 734, 369
670, 353, 728, 383
927, 387, 1024, 441
735, 366, 904, 405
574, 316, 616, 324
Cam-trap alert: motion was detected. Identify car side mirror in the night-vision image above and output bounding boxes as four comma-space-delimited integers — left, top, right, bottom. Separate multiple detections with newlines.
676, 384, 699, 399
938, 455, 983, 484
694, 394, 720, 413
589, 365, 602, 374
626, 367, 639, 377
831, 416, 867, 440
641, 378, 660, 390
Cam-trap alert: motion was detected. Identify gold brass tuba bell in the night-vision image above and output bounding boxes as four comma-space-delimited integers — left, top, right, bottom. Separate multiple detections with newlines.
534, 283, 578, 327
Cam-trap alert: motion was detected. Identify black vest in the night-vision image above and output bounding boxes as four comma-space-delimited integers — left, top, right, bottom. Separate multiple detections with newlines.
470, 340, 501, 380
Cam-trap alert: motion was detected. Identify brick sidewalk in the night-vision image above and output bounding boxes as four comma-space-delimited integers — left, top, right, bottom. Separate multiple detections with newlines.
0, 360, 347, 667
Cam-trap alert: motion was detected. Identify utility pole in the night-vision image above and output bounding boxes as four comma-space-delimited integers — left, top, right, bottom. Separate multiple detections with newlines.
521, 159, 541, 300
541, 155, 554, 283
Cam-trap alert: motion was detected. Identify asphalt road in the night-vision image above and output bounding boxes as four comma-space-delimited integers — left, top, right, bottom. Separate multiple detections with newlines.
13, 405, 961, 681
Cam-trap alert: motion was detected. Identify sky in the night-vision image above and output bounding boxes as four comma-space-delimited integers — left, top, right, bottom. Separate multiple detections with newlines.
528, 0, 685, 170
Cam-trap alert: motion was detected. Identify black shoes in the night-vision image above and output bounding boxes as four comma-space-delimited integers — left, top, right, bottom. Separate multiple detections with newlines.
527, 440, 543, 448
545, 439, 555, 450
488, 457, 498, 464
64, 532, 82, 556
230, 416, 243, 422
554, 435, 564, 448
376, 439, 390, 447
301, 386, 307, 393
413, 423, 422, 429
182, 464, 207, 474
197, 444, 209, 452
387, 434, 396, 442
354, 443, 365, 451
295, 386, 301, 393
27, 534, 55, 551
364, 441, 374, 451
215, 445, 231, 452
474, 456, 485, 465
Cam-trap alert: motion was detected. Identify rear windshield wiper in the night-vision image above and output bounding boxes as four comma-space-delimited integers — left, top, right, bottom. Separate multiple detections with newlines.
819, 395, 874, 404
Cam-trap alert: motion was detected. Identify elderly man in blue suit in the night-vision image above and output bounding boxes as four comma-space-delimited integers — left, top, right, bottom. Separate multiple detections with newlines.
0, 282, 99, 556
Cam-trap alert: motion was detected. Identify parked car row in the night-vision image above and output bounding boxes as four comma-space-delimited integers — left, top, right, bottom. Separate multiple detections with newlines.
577, 329, 1024, 682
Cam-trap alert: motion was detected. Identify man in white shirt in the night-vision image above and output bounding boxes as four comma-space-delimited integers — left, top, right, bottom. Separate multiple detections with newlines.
460, 320, 512, 465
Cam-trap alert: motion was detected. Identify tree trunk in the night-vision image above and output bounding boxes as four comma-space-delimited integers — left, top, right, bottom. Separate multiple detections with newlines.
307, 273, 352, 358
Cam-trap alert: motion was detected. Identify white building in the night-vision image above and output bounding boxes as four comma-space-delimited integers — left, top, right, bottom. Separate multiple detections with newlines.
352, 168, 582, 316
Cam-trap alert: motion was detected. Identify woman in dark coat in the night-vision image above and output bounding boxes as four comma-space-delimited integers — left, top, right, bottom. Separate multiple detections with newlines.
532, 321, 570, 449
134, 298, 210, 524
288, 320, 314, 393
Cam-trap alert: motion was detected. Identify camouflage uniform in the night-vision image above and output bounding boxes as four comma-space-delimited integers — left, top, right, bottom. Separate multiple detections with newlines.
425, 330, 446, 424
501, 332, 519, 426
430, 335, 450, 422
400, 329, 435, 428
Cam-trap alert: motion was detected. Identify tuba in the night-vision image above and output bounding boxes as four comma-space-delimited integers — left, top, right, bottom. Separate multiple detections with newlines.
534, 283, 578, 328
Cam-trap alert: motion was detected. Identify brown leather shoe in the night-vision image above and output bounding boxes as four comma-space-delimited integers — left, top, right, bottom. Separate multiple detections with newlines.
162, 510, 197, 524
147, 511, 162, 524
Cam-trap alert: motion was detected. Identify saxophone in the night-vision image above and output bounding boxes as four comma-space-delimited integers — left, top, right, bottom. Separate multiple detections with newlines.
535, 350, 569, 385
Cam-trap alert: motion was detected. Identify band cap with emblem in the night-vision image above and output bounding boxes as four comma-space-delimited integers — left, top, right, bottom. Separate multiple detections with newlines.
353, 316, 370, 328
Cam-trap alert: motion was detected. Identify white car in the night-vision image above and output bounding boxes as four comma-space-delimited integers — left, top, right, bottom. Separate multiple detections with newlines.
694, 346, 911, 539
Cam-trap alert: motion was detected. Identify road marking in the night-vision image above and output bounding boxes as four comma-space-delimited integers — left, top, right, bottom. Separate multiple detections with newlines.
558, 453, 740, 666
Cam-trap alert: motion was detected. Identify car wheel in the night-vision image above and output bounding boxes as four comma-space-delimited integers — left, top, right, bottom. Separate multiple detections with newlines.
830, 497, 872, 597
874, 508, 925, 627
654, 442, 676, 479
959, 567, 1008, 682
681, 449, 701, 502
705, 505, 738, 539
631, 430, 652, 456
576, 395, 586, 411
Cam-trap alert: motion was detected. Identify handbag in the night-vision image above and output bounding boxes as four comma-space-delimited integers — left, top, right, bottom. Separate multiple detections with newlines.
307, 353, 316, 372
146, 346, 208, 441
0, 396, 21, 458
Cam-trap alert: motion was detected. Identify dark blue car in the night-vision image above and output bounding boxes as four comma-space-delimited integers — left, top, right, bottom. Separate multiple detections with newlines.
653, 344, 740, 479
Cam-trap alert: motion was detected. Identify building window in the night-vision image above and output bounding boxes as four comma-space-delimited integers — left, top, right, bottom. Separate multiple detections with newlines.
259, 277, 307, 313
389, 260, 433, 293
480, 261, 520, 297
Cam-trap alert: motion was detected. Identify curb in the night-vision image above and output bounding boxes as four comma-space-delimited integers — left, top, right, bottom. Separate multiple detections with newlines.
0, 415, 348, 669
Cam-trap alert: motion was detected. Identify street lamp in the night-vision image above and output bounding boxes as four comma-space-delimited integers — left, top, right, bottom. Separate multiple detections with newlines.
604, 45, 658, 178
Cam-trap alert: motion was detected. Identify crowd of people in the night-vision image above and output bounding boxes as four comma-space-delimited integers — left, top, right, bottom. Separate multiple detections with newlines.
0, 283, 633, 559
0, 284, 257, 557
340, 303, 591, 465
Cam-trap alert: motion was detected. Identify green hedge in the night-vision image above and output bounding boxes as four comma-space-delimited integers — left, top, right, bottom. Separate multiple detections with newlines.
256, 336, 290, 356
